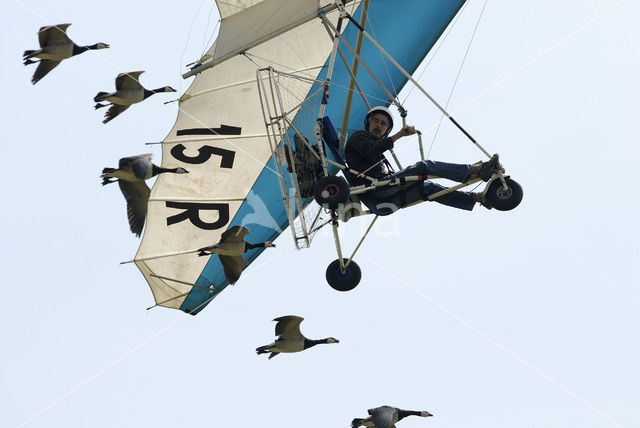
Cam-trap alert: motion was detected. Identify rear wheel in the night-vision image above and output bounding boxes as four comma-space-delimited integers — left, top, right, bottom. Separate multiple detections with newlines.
314, 176, 350, 210
326, 258, 361, 292
485, 177, 523, 211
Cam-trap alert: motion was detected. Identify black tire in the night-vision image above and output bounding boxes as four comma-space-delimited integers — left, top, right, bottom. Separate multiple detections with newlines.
485, 177, 523, 211
314, 175, 350, 209
326, 258, 361, 292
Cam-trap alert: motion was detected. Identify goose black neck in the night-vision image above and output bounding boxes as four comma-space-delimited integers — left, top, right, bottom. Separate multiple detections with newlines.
73, 44, 90, 55
303, 338, 328, 349
152, 164, 179, 176
143, 88, 157, 99
74, 44, 103, 55
244, 241, 268, 251
397, 410, 422, 420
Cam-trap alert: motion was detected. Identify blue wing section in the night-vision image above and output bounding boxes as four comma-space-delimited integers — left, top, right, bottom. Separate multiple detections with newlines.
181, 0, 466, 314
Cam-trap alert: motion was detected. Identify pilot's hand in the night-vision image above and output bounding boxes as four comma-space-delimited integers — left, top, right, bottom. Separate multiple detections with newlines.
403, 125, 416, 136
391, 125, 417, 143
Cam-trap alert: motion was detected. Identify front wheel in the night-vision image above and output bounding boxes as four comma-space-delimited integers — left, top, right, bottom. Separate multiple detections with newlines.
314, 176, 350, 210
326, 258, 361, 292
485, 177, 523, 211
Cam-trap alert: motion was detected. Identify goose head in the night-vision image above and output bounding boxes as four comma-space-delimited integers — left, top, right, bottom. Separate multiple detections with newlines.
175, 167, 189, 174
263, 241, 276, 248
93, 42, 110, 50
420, 411, 433, 417
325, 337, 339, 344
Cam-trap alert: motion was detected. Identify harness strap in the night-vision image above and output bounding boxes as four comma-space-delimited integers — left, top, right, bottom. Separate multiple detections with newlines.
398, 176, 408, 207
418, 176, 429, 201
383, 157, 395, 175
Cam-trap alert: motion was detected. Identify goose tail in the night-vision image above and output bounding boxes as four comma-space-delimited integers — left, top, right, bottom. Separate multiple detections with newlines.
101, 168, 117, 185
196, 244, 217, 256
351, 418, 365, 428
94, 91, 109, 102
23, 49, 39, 59
255, 345, 269, 355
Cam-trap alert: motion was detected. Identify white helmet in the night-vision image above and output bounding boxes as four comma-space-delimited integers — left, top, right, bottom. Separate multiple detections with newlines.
364, 106, 394, 137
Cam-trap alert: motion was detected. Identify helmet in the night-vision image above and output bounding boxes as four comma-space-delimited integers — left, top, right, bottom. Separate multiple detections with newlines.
364, 106, 394, 137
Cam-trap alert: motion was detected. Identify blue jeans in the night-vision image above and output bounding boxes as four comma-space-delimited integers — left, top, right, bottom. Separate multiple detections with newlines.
360, 160, 476, 215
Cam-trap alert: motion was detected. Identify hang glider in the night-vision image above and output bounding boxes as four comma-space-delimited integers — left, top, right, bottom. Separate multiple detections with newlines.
131, 0, 521, 315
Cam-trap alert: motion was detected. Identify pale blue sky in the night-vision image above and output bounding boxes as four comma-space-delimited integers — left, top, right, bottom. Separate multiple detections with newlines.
2, 1, 639, 427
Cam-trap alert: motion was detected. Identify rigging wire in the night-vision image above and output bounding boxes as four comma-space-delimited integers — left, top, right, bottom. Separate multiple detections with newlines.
244, 52, 390, 107
243, 53, 310, 107
244, 52, 321, 81
244, 52, 318, 80
180, 0, 208, 91
426, 0, 488, 160
245, 55, 316, 113
243, 54, 319, 132
364, 15, 400, 107
400, 0, 469, 104
201, 4, 219, 57
241, 51, 261, 69
245, 51, 392, 116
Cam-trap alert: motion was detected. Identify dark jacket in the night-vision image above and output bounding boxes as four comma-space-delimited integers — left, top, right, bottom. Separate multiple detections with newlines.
344, 130, 394, 185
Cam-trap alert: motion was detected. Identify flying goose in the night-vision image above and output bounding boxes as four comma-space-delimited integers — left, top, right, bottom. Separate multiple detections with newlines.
255, 315, 339, 359
94, 71, 176, 123
101, 153, 188, 237
23, 23, 109, 84
197, 226, 275, 285
352, 406, 433, 428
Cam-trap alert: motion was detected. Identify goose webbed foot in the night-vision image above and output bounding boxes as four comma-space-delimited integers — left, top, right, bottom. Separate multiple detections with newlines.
101, 178, 117, 185
197, 244, 217, 256
94, 103, 108, 110
23, 59, 38, 66
23, 50, 38, 59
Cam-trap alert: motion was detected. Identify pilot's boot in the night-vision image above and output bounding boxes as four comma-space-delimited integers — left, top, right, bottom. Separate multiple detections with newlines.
469, 154, 502, 182
474, 192, 492, 210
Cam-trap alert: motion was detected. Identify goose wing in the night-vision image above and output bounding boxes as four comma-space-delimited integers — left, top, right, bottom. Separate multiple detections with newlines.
220, 225, 250, 243
31, 59, 61, 84
219, 255, 244, 285
273, 315, 304, 339
118, 153, 152, 168
118, 180, 150, 237
115, 71, 144, 90
123, 154, 153, 179
103, 104, 131, 124
39, 23, 71, 47
369, 406, 397, 428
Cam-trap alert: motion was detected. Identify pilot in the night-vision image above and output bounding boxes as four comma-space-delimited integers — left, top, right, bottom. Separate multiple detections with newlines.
344, 106, 501, 214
